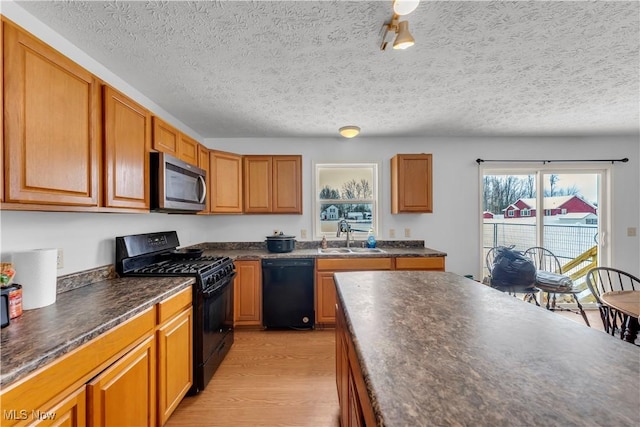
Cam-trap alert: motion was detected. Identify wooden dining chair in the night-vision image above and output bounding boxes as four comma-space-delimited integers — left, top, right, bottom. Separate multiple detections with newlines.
524, 247, 590, 326
485, 246, 539, 305
586, 267, 639, 337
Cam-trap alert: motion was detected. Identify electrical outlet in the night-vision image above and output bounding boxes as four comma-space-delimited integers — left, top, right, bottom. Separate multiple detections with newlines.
300, 229, 307, 239
57, 249, 64, 269
389, 229, 396, 238
628, 227, 637, 237
404, 228, 411, 238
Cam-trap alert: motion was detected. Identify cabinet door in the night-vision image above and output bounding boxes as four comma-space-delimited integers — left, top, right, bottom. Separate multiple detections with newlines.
152, 117, 179, 157
209, 150, 243, 213
316, 272, 337, 324
243, 156, 272, 213
34, 385, 86, 427
157, 308, 192, 426
87, 335, 156, 427
178, 134, 199, 166
4, 22, 100, 206
233, 260, 262, 326
103, 86, 150, 209
391, 154, 433, 213
272, 155, 302, 214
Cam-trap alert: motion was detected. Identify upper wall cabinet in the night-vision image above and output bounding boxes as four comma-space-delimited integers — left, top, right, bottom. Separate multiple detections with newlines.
152, 117, 179, 157
210, 150, 243, 214
152, 116, 199, 166
391, 154, 433, 213
179, 133, 199, 166
3, 20, 100, 206
103, 86, 150, 210
243, 155, 302, 214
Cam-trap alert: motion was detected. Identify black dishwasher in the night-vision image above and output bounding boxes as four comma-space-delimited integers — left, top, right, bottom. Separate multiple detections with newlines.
262, 258, 315, 329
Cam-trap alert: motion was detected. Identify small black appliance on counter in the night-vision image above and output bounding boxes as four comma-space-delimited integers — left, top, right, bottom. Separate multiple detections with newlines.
265, 232, 296, 253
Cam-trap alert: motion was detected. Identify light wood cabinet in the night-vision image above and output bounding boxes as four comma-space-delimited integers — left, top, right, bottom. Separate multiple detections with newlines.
179, 133, 199, 166
233, 260, 262, 326
315, 258, 392, 325
35, 386, 86, 427
88, 335, 156, 427
272, 156, 302, 214
0, 285, 195, 427
394, 256, 445, 271
103, 86, 151, 210
243, 155, 302, 214
152, 117, 180, 158
152, 116, 199, 166
156, 289, 192, 427
391, 153, 433, 213
336, 300, 376, 427
3, 20, 100, 207
209, 150, 243, 213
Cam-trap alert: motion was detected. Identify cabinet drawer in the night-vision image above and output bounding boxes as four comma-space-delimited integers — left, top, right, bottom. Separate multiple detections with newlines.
316, 258, 392, 271
395, 257, 445, 271
157, 287, 192, 324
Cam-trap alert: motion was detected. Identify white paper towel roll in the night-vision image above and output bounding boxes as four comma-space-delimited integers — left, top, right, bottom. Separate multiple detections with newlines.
13, 249, 57, 310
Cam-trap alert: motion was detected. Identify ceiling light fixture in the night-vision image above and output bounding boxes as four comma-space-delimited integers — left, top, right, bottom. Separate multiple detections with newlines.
393, 0, 420, 16
339, 126, 361, 138
380, 15, 415, 51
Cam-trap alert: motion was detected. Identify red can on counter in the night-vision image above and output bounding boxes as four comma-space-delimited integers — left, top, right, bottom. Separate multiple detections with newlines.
2, 284, 23, 319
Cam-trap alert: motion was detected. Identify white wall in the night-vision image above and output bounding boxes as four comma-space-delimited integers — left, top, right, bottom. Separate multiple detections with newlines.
204, 136, 639, 279
1, 2, 638, 279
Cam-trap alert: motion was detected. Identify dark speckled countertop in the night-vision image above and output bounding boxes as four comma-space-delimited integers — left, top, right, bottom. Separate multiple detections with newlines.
335, 271, 640, 427
0, 276, 194, 387
197, 243, 447, 261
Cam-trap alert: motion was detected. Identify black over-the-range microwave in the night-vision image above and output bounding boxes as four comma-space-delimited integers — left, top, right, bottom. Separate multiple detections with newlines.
150, 152, 207, 213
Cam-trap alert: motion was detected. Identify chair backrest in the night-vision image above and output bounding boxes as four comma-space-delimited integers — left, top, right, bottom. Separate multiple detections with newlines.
485, 247, 498, 273
585, 267, 639, 303
524, 247, 562, 274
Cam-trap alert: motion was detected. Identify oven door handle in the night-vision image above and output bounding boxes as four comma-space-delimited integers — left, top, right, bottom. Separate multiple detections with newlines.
202, 272, 236, 299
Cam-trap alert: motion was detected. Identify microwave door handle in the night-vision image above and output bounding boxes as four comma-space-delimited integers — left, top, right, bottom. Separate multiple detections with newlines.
198, 175, 207, 204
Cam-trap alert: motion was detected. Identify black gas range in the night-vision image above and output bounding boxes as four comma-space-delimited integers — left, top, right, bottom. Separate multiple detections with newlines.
116, 231, 235, 394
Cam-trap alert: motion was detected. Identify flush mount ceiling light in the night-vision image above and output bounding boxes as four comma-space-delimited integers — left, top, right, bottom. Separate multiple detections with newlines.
339, 126, 361, 138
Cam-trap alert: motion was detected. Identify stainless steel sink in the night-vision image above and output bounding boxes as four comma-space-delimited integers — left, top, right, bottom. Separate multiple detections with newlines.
317, 247, 386, 255
348, 247, 386, 253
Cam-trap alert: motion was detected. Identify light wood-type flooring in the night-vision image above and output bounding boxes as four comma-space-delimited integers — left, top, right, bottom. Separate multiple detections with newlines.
165, 309, 608, 427
165, 329, 340, 427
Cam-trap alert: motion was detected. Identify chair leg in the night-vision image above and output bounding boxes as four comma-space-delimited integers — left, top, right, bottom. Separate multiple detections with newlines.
598, 306, 611, 333
545, 292, 551, 310
573, 295, 590, 327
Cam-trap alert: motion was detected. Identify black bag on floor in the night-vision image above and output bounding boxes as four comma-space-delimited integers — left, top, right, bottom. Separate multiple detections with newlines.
490, 247, 536, 288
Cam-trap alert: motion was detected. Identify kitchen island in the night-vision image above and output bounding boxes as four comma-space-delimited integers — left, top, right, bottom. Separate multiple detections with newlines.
335, 271, 640, 427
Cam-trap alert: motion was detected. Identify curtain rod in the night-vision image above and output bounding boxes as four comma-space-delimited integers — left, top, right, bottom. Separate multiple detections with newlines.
476, 158, 629, 165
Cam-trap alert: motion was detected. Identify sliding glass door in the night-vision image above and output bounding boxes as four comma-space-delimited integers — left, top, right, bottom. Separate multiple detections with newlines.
481, 165, 610, 307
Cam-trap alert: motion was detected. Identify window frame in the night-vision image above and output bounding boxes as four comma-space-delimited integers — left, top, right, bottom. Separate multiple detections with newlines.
313, 162, 379, 240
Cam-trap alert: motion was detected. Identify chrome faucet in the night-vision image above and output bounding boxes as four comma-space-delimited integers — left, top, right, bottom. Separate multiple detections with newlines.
336, 219, 352, 248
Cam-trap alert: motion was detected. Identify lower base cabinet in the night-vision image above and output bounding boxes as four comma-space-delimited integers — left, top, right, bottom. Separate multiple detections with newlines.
336, 300, 375, 427
88, 335, 156, 427
233, 260, 262, 327
0, 286, 193, 427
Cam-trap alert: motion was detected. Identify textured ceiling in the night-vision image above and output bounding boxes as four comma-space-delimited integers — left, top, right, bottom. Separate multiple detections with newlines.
13, 0, 640, 139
